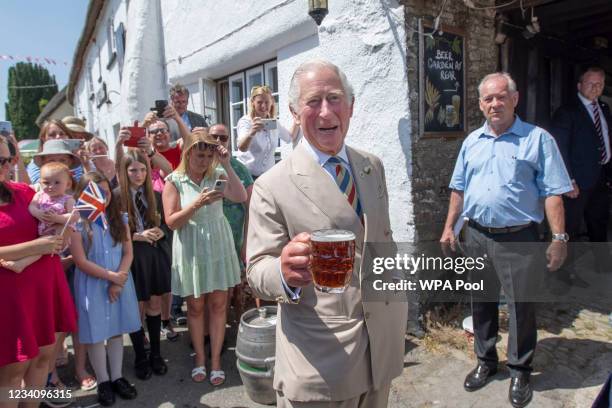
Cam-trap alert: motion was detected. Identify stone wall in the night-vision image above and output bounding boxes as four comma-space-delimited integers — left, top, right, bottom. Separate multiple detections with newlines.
401, 0, 498, 241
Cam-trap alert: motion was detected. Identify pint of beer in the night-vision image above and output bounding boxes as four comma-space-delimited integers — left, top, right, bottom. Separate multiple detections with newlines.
309, 229, 356, 293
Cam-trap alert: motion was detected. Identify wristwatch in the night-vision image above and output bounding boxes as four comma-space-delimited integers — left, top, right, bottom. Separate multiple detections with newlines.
551, 232, 569, 242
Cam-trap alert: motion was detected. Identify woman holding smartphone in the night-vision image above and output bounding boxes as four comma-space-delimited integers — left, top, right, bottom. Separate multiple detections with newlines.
235, 85, 298, 179
162, 130, 246, 386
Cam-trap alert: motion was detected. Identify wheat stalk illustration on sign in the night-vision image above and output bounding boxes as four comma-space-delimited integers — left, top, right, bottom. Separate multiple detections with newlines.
425, 78, 440, 125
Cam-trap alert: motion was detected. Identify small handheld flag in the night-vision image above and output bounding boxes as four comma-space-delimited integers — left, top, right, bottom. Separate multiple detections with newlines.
75, 181, 108, 229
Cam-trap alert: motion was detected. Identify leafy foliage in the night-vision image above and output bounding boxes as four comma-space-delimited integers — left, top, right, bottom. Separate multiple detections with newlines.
5, 63, 58, 140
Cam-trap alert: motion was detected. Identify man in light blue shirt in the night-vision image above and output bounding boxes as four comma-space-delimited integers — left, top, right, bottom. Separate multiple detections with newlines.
441, 72, 572, 408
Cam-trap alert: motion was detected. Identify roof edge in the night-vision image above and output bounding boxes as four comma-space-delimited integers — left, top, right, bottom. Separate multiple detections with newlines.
67, 0, 106, 105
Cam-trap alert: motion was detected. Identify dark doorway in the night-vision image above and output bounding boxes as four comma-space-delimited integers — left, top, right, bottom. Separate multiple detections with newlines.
496, 0, 612, 131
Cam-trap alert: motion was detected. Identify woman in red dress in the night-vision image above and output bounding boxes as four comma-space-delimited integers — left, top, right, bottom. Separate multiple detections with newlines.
0, 138, 76, 403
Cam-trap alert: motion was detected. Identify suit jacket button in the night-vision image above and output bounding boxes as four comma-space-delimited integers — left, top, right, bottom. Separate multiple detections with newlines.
364, 312, 371, 319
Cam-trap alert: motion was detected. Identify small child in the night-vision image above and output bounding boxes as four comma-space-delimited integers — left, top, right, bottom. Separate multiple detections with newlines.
70, 171, 140, 406
0, 162, 76, 273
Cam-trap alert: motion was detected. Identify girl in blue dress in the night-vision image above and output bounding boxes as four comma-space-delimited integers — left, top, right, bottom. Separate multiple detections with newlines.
70, 171, 141, 406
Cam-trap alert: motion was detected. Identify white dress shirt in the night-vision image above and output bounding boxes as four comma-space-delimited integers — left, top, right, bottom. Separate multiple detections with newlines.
578, 92, 610, 164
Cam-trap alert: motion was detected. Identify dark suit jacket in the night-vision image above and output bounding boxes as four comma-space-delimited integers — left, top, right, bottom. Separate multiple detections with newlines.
551, 96, 612, 190
168, 110, 209, 141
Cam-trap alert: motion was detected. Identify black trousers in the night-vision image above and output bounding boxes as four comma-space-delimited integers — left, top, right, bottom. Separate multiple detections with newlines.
465, 224, 542, 376
564, 173, 609, 243
564, 174, 610, 274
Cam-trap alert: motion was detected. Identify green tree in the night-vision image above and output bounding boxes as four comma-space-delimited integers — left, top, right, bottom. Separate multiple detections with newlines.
5, 62, 58, 139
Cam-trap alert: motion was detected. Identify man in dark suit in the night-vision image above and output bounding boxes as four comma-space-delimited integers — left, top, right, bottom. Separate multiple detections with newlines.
168, 83, 208, 141
552, 66, 611, 278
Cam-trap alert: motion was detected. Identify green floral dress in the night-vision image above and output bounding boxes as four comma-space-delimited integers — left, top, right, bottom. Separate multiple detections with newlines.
221, 158, 254, 271
166, 169, 240, 297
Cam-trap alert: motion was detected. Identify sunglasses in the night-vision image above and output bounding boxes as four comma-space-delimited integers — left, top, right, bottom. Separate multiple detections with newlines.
195, 142, 217, 152
251, 85, 271, 94
0, 157, 11, 166
210, 134, 229, 143
149, 128, 169, 135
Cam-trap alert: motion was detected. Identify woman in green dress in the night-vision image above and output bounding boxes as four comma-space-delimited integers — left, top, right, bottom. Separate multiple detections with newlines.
162, 130, 247, 386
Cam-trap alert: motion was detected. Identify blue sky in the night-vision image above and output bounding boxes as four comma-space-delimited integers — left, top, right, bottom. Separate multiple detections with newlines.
0, 0, 88, 121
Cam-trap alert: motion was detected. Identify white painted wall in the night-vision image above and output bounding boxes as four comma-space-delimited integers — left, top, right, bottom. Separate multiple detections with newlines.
73, 0, 128, 151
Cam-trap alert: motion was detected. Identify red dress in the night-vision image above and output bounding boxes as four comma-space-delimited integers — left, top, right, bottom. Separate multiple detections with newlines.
0, 182, 76, 367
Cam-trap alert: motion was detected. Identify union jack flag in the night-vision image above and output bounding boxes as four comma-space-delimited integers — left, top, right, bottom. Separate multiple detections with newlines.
75, 181, 108, 229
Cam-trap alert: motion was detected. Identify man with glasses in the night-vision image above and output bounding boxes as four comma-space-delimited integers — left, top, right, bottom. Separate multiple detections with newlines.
168, 83, 209, 142
552, 66, 612, 279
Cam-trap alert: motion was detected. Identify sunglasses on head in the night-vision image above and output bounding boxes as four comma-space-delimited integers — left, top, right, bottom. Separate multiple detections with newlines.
251, 85, 271, 94
149, 128, 168, 135
195, 142, 216, 152
210, 133, 229, 143
0, 157, 11, 166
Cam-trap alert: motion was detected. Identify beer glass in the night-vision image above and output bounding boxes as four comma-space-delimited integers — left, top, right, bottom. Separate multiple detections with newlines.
309, 229, 356, 293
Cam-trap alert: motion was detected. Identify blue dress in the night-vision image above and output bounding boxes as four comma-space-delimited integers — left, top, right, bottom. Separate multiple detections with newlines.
74, 214, 140, 344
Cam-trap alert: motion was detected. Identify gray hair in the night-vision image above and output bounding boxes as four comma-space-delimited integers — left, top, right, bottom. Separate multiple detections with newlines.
169, 83, 189, 98
477, 72, 517, 97
288, 59, 354, 110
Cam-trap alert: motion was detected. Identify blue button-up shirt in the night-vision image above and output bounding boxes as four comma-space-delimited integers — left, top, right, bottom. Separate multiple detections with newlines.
449, 116, 572, 228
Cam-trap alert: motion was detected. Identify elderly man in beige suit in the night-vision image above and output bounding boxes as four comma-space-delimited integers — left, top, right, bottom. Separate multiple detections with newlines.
247, 59, 407, 407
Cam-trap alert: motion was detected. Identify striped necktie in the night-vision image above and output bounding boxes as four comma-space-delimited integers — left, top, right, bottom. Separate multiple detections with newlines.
591, 100, 609, 164
134, 190, 148, 229
327, 156, 362, 217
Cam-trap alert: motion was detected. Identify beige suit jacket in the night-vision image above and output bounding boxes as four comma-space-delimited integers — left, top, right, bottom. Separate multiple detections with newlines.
247, 143, 407, 402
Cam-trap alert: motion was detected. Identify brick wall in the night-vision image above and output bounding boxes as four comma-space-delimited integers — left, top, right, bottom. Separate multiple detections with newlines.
401, 0, 498, 241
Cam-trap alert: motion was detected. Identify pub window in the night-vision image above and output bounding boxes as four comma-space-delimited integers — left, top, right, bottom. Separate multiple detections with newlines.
214, 59, 279, 152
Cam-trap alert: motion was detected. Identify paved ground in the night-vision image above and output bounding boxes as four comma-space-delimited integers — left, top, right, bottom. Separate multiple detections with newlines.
56, 252, 610, 408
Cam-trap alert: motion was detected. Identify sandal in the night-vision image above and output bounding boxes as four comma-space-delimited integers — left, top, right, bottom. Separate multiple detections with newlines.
191, 366, 206, 383
209, 370, 225, 386
76, 374, 97, 391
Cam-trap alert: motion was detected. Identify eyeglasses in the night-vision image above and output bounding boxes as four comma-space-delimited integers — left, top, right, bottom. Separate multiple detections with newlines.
149, 128, 169, 135
210, 134, 229, 143
195, 142, 216, 151
251, 85, 271, 94
0, 157, 11, 166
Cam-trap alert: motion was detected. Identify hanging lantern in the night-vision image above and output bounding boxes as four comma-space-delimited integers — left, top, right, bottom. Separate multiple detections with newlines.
308, 0, 328, 26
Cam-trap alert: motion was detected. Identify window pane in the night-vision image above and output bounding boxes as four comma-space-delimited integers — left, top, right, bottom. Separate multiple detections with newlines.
267, 66, 278, 92
232, 104, 244, 127
231, 79, 243, 103
249, 72, 263, 89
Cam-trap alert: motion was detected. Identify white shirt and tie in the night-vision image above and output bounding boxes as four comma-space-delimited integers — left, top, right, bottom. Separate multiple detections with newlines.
578, 92, 610, 164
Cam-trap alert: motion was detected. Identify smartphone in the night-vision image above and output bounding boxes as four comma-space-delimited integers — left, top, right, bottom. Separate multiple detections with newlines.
0, 121, 12, 136
213, 179, 227, 193
261, 119, 277, 131
124, 126, 146, 147
151, 100, 168, 117
64, 139, 84, 151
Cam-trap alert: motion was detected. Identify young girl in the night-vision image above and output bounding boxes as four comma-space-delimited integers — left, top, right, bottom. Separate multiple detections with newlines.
70, 172, 141, 406
118, 150, 172, 380
0, 162, 75, 273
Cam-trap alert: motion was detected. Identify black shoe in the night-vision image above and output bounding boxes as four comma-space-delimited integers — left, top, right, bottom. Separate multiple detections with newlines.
150, 354, 168, 376
509, 374, 532, 407
97, 381, 115, 406
134, 358, 152, 380
464, 363, 497, 391
406, 322, 426, 339
111, 377, 137, 400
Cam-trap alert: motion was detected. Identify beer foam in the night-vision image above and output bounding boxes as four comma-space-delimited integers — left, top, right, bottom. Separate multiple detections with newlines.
311, 229, 356, 242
